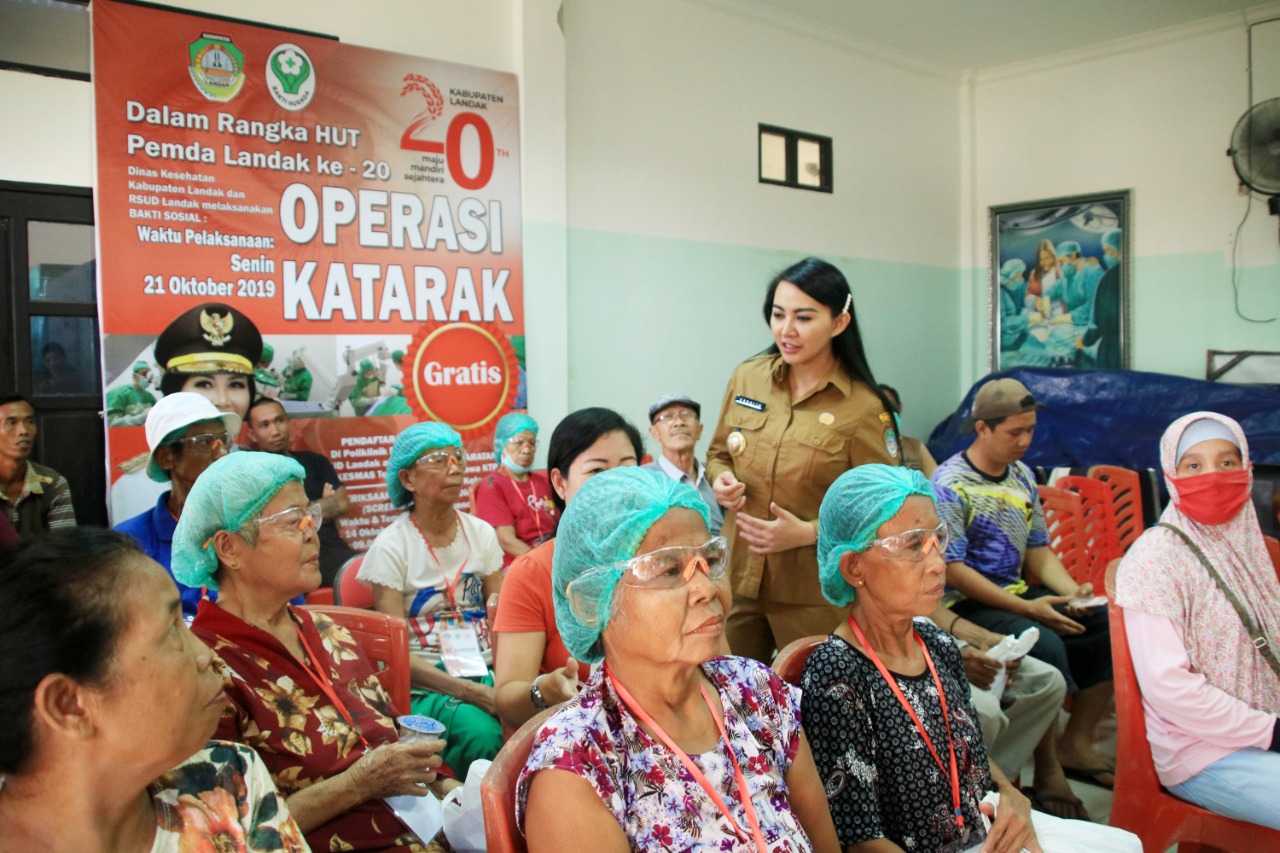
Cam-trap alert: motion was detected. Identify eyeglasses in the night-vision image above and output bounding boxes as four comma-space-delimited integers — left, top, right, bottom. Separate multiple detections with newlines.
176, 431, 231, 454
505, 435, 537, 450
869, 523, 949, 562
653, 408, 698, 425
253, 502, 323, 536
413, 447, 466, 471
565, 537, 729, 627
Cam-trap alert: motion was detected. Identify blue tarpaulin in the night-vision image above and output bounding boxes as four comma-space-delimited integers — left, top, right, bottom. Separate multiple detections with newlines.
926, 368, 1280, 472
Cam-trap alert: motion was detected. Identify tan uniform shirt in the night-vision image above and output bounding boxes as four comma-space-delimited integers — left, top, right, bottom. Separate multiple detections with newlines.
706, 354, 898, 606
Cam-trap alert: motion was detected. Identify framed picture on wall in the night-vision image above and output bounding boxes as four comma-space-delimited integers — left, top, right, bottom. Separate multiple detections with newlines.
989, 189, 1131, 371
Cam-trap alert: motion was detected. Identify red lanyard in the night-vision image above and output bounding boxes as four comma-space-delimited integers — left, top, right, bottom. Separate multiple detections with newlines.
604, 664, 769, 853
846, 614, 965, 836
292, 616, 370, 748
412, 511, 472, 610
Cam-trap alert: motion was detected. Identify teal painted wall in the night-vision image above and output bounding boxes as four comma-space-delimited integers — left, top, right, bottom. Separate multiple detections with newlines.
565, 228, 963, 461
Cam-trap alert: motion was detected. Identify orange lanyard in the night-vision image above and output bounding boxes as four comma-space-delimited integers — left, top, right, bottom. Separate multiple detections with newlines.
604, 664, 769, 853
503, 468, 548, 537
293, 617, 370, 748
412, 511, 472, 610
846, 614, 965, 836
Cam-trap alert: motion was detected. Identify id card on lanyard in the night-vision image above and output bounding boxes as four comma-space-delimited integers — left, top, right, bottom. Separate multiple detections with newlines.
414, 513, 487, 677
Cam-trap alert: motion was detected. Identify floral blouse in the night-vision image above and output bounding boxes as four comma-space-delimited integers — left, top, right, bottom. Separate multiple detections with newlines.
193, 601, 429, 853
516, 655, 813, 852
150, 741, 307, 852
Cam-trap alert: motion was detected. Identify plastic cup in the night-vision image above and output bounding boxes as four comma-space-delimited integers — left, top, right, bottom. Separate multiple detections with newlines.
396, 714, 446, 744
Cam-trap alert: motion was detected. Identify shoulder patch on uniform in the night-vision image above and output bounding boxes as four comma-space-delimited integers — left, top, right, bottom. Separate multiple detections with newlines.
733, 395, 765, 412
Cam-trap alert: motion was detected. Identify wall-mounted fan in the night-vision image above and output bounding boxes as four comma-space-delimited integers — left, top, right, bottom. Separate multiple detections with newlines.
1228, 96, 1280, 226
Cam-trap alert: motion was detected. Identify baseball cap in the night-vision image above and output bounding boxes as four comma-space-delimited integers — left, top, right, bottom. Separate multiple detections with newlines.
962, 378, 1042, 433
143, 392, 242, 482
648, 394, 701, 423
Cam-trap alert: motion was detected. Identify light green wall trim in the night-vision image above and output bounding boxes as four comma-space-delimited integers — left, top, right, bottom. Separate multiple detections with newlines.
565, 227, 964, 456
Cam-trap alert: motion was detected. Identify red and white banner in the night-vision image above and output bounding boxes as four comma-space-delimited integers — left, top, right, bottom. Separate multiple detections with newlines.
93, 0, 524, 546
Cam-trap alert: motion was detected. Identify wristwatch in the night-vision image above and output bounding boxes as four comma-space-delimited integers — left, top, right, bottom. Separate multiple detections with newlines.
529, 675, 548, 711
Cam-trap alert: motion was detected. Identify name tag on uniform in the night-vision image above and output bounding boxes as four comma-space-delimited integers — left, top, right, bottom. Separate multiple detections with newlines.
733, 395, 765, 411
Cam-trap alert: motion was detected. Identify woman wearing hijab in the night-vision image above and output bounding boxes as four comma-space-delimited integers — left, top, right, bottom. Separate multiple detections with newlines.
518, 467, 840, 852
473, 413, 557, 567
802, 465, 1140, 852
1115, 412, 1280, 830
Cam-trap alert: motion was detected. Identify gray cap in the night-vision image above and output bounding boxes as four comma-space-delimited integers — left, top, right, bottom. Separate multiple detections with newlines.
962, 378, 1042, 433
648, 393, 701, 423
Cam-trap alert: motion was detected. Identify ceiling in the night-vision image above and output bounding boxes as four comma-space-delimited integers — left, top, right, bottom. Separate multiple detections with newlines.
739, 0, 1267, 72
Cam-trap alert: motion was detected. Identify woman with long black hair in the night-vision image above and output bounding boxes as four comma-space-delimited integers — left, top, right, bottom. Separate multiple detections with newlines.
706, 256, 899, 662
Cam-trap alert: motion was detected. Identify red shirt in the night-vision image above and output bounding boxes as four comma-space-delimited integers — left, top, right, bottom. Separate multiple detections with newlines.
491, 539, 590, 682
473, 469, 557, 566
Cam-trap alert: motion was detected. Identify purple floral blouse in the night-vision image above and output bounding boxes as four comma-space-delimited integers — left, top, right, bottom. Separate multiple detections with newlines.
516, 656, 813, 852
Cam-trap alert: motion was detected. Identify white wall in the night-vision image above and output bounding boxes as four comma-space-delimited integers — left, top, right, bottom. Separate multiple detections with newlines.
966, 9, 1280, 385
562, 0, 966, 448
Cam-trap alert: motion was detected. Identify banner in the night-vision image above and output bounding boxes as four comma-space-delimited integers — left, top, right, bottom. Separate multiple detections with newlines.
93, 1, 524, 549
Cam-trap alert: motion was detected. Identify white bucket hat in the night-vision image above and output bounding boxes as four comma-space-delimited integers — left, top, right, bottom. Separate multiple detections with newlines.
143, 392, 241, 482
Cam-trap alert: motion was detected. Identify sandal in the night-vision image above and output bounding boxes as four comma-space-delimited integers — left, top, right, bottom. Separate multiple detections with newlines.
1061, 763, 1115, 789
1021, 785, 1091, 822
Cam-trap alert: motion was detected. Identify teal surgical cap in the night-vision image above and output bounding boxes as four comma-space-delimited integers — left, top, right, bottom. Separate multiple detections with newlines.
133, 360, 150, 374
552, 467, 711, 663
817, 464, 935, 606
1000, 258, 1027, 285
1101, 229, 1121, 254
493, 412, 538, 463
1055, 240, 1081, 257
386, 421, 462, 508
172, 452, 305, 590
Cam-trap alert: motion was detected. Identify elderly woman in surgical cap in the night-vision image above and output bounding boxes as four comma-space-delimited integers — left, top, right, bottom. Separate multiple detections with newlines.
178, 451, 447, 853
517, 467, 840, 853
1116, 413, 1280, 830
473, 412, 558, 566
801, 465, 1139, 853
359, 421, 505, 778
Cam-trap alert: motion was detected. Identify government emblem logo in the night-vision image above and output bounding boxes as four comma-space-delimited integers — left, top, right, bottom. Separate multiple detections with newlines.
188, 33, 245, 102
266, 43, 316, 111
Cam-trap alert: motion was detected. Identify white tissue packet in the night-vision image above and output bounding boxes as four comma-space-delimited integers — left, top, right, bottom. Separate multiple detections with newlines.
984, 626, 1039, 701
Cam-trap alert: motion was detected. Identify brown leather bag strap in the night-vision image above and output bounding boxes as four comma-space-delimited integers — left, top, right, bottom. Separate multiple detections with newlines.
1158, 522, 1280, 682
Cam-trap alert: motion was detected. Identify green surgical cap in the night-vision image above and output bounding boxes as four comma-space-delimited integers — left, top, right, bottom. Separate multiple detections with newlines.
552, 467, 711, 663
260, 344, 274, 363
817, 464, 935, 606
392, 349, 405, 364
386, 421, 462, 508
1055, 240, 1081, 257
1000, 258, 1026, 285
133, 360, 150, 374
172, 451, 305, 590
493, 412, 538, 463
1101, 229, 1121, 253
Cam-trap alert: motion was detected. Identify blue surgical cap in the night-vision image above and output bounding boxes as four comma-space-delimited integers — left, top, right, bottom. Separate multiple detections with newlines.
552, 467, 711, 663
1101, 229, 1121, 254
817, 464, 935, 606
1055, 240, 1081, 257
386, 422, 463, 508
172, 452, 305, 590
493, 412, 538, 463
1000, 258, 1027, 285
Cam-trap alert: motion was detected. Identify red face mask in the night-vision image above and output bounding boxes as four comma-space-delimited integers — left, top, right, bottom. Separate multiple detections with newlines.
1171, 469, 1251, 526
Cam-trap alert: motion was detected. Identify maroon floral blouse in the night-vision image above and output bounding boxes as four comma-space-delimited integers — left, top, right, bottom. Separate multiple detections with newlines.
193, 600, 429, 853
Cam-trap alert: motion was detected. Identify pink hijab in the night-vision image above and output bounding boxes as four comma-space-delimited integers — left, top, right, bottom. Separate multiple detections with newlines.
1115, 411, 1280, 715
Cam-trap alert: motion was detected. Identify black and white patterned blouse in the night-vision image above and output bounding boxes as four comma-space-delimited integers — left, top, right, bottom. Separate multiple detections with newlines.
800, 622, 992, 852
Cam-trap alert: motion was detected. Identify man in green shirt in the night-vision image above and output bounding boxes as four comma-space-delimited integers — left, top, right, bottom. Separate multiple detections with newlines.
280, 352, 313, 401
105, 361, 158, 426
254, 343, 280, 396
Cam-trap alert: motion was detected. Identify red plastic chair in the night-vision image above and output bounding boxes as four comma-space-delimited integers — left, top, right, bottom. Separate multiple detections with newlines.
304, 586, 335, 606
333, 554, 372, 608
1088, 465, 1144, 555
1036, 485, 1089, 586
304, 604, 411, 714
481, 708, 553, 853
771, 634, 826, 686
1056, 475, 1121, 591
1105, 560, 1280, 852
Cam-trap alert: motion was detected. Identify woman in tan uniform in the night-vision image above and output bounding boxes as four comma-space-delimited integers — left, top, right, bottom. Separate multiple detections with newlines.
707, 257, 899, 662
